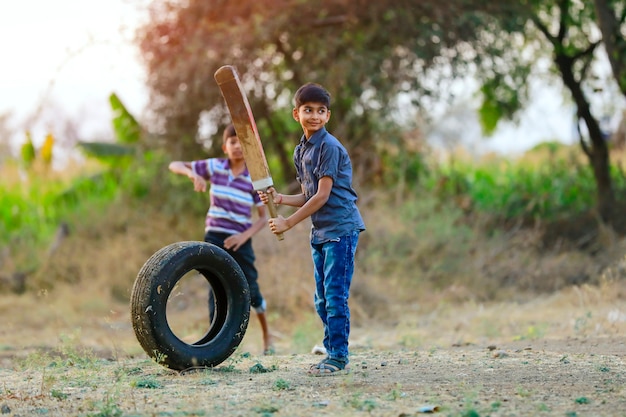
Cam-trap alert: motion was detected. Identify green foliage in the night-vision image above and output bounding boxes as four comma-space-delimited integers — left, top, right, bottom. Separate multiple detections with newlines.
50, 389, 68, 400
0, 87, 176, 282
76, 142, 135, 159
20, 131, 36, 168
346, 393, 378, 412
426, 154, 602, 220
273, 378, 290, 391
109, 93, 141, 144
249, 362, 277, 374
0, 147, 172, 283
86, 396, 123, 417
131, 377, 163, 389
76, 93, 142, 171
251, 404, 279, 416
135, 0, 520, 183
478, 90, 502, 136
0, 169, 118, 247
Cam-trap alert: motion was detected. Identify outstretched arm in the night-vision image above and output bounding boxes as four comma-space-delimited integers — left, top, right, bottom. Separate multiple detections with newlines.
168, 161, 207, 192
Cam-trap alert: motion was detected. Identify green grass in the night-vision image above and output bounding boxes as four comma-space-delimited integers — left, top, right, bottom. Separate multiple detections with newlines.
425, 156, 602, 220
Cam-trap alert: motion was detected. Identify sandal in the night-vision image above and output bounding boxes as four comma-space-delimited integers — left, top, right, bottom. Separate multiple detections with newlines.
307, 358, 349, 377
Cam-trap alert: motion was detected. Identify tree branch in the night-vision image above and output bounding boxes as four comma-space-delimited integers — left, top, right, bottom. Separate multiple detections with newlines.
558, 0, 569, 42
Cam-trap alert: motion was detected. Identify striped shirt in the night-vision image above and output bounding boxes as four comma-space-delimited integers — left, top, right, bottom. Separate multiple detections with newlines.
191, 158, 262, 235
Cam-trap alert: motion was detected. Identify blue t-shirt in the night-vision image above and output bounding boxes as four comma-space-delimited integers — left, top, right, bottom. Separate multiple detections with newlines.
294, 127, 365, 244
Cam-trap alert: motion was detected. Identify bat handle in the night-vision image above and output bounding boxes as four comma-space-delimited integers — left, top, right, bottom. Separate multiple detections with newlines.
266, 192, 285, 241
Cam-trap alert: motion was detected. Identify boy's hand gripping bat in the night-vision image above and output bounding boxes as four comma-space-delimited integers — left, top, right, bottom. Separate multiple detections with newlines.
214, 65, 284, 241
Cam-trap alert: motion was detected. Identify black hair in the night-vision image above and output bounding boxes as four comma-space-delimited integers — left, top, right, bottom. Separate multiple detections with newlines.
222, 124, 237, 143
293, 83, 331, 109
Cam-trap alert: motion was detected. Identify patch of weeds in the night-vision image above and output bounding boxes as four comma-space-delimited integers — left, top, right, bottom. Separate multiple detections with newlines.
560, 355, 570, 364
516, 386, 532, 398
397, 357, 410, 366
50, 389, 68, 400
458, 394, 482, 417
249, 362, 277, 374
565, 412, 578, 417
598, 365, 610, 372
574, 397, 590, 404
41, 368, 57, 392
427, 346, 440, 356
131, 376, 163, 389
55, 332, 99, 368
490, 401, 501, 410
218, 351, 249, 373
457, 409, 481, 417
273, 378, 290, 391
86, 396, 123, 417
199, 375, 218, 386
386, 384, 406, 400
251, 404, 279, 416
151, 350, 168, 366
347, 393, 378, 412
537, 403, 550, 412
119, 366, 143, 376
18, 351, 54, 370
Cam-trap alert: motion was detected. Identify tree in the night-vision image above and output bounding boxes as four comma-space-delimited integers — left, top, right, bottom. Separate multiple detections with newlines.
593, 0, 626, 93
135, 0, 515, 185
136, 0, 621, 224
501, 0, 618, 223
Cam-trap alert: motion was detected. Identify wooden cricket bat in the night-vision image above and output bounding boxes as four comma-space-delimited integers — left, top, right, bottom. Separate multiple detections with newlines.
214, 65, 284, 241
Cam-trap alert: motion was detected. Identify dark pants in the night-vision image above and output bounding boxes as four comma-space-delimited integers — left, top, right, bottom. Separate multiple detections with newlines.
204, 231, 264, 310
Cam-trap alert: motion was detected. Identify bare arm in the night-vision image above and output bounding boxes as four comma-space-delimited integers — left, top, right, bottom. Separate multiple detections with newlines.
168, 161, 207, 192
258, 186, 306, 207
275, 188, 307, 208
282, 177, 332, 230
263, 177, 333, 235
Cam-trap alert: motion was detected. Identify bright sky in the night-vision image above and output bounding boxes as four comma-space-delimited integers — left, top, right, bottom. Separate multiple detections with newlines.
0, 1, 607, 158
0, 0, 148, 151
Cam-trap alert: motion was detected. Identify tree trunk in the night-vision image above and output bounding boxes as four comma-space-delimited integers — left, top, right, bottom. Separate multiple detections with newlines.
593, 0, 626, 92
555, 53, 616, 223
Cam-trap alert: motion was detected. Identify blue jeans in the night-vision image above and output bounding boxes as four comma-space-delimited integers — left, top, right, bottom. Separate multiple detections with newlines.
311, 230, 360, 363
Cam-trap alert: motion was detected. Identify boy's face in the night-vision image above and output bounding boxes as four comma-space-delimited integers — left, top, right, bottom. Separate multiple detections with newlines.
222, 135, 244, 162
293, 102, 331, 138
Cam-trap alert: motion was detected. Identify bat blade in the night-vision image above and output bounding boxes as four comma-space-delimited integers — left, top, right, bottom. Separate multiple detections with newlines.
214, 65, 284, 240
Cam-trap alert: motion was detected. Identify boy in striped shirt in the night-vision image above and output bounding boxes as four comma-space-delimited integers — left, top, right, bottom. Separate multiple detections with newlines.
168, 124, 273, 354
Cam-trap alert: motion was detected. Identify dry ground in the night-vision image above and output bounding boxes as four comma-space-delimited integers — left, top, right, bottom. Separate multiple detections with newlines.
1, 280, 626, 417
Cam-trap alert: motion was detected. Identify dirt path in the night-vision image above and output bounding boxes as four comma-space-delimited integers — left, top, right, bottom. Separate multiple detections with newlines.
2, 282, 626, 416
1, 336, 625, 417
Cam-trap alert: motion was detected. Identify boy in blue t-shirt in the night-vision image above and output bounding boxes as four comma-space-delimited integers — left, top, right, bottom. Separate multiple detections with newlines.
169, 125, 273, 355
259, 83, 365, 375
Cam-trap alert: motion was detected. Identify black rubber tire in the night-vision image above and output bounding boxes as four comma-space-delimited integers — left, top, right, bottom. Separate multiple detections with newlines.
130, 241, 250, 370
